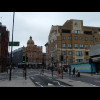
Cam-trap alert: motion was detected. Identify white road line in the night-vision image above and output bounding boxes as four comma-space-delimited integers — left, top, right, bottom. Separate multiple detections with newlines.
53, 81, 66, 87
35, 82, 43, 87
48, 83, 54, 86
53, 81, 61, 85
77, 81, 97, 87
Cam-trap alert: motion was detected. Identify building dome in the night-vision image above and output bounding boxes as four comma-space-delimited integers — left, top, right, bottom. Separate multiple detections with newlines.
27, 36, 34, 44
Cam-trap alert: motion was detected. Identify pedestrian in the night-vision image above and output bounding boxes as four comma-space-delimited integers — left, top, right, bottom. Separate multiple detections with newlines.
58, 68, 60, 74
72, 67, 75, 77
76, 70, 79, 77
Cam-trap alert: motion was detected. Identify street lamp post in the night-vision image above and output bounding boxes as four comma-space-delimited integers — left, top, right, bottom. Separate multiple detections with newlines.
9, 12, 15, 81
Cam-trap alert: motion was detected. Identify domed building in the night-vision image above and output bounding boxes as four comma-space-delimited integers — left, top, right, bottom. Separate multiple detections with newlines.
23, 36, 43, 68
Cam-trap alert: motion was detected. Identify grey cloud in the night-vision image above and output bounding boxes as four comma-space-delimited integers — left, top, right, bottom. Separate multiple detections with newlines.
1, 12, 100, 53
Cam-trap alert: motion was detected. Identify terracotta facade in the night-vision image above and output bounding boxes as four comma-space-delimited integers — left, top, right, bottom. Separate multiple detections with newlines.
23, 36, 43, 68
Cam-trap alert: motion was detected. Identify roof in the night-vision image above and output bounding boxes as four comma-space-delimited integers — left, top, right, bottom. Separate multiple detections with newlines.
27, 36, 34, 44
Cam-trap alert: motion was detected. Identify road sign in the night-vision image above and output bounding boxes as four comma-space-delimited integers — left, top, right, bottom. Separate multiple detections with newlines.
9, 41, 20, 46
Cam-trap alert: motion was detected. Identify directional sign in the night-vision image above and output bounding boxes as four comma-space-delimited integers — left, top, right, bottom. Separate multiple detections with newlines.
9, 41, 20, 46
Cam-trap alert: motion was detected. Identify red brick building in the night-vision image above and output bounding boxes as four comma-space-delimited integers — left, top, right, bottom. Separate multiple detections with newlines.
0, 23, 9, 72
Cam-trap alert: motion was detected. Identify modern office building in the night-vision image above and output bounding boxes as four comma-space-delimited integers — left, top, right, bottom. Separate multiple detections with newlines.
23, 36, 43, 68
0, 22, 9, 72
46, 19, 100, 69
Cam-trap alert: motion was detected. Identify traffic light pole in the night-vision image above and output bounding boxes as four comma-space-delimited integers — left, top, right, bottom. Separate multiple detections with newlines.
25, 64, 26, 80
61, 33, 63, 79
52, 62, 53, 77
9, 12, 15, 81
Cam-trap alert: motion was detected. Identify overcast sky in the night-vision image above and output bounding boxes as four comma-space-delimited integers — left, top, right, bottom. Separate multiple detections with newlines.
1, 12, 100, 53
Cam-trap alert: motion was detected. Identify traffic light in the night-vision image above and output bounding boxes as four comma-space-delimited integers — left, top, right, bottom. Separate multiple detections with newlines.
23, 55, 26, 63
51, 57, 54, 63
61, 55, 64, 63
26, 56, 28, 62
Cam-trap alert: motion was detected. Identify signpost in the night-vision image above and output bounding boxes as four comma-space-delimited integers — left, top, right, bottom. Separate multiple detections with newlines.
9, 41, 20, 46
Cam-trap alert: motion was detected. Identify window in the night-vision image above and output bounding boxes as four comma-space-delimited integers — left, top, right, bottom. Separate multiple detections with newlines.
80, 44, 83, 49
54, 37, 57, 41
69, 59, 72, 64
75, 30, 78, 34
51, 46, 53, 50
85, 44, 88, 49
76, 59, 83, 62
55, 44, 57, 49
89, 38, 93, 41
74, 36, 78, 40
95, 38, 98, 41
84, 31, 92, 35
51, 40, 53, 43
68, 44, 72, 49
62, 43, 66, 48
74, 44, 78, 48
68, 51, 72, 55
75, 30, 80, 34
62, 36, 66, 40
85, 52, 88, 56
80, 37, 83, 40
68, 36, 71, 40
90, 45, 93, 48
62, 51, 66, 55
64, 59, 66, 64
85, 37, 88, 41
76, 51, 82, 56
62, 29, 71, 33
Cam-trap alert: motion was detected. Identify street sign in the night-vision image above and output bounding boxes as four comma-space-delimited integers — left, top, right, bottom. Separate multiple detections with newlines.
9, 41, 20, 46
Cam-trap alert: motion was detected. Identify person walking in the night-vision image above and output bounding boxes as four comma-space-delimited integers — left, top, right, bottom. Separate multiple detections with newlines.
72, 67, 75, 77
76, 70, 79, 77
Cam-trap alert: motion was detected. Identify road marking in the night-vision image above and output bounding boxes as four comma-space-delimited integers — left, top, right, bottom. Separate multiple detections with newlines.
53, 81, 66, 87
77, 81, 97, 87
48, 83, 54, 86
53, 81, 61, 85
35, 82, 43, 87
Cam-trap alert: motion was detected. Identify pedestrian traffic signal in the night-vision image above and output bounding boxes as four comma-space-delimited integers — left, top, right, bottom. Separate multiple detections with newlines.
61, 55, 64, 63
23, 56, 26, 63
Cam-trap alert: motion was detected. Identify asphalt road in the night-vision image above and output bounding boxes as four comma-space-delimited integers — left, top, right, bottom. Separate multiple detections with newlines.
30, 74, 72, 87
1, 68, 100, 87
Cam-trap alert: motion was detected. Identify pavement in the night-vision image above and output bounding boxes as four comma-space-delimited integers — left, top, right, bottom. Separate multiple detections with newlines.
0, 72, 36, 87
43, 71, 98, 87
0, 70, 99, 87
0, 77, 36, 87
